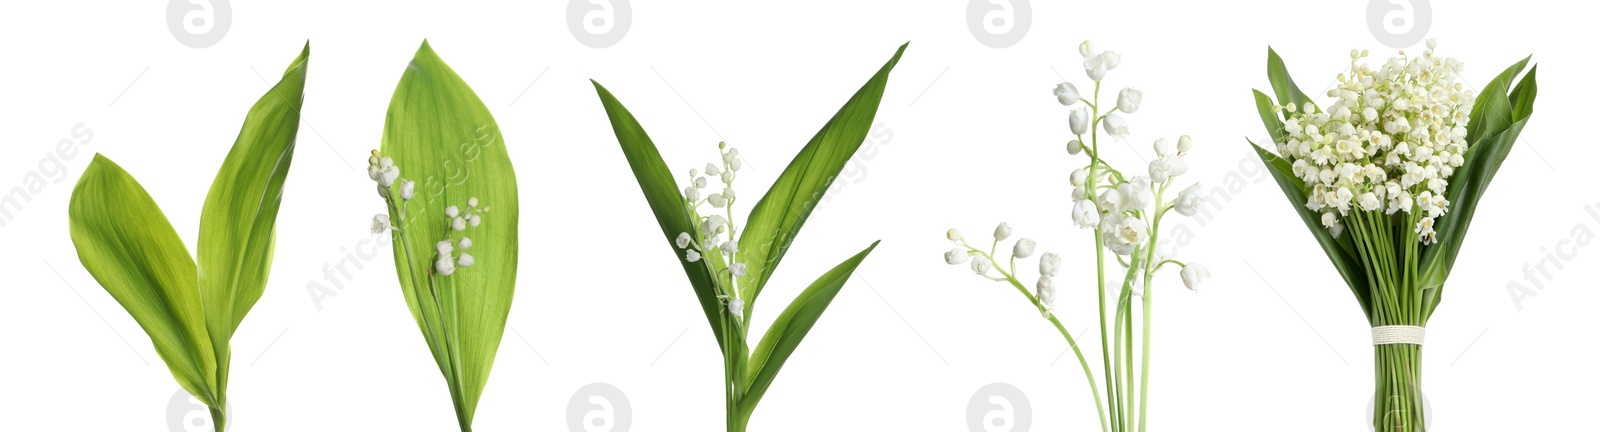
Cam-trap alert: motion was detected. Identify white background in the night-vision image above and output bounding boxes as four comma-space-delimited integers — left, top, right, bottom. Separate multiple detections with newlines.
1, 1, 1595, 431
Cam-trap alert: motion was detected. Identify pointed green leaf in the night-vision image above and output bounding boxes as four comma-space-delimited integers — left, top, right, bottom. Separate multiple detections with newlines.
196, 43, 309, 394
1420, 64, 1536, 292
1249, 141, 1372, 318
1253, 89, 1286, 145
591, 80, 727, 348
1267, 47, 1314, 110
737, 43, 907, 314
69, 155, 218, 404
739, 241, 878, 417
381, 40, 520, 428
1465, 56, 1530, 144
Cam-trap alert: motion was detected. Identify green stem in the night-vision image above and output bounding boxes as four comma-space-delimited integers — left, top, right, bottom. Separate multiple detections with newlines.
1374, 344, 1424, 432
209, 403, 225, 432
991, 260, 1109, 432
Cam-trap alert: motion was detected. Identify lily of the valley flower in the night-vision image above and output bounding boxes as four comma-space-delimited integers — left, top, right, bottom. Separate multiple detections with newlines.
994, 222, 1013, 242
1180, 262, 1210, 292
1070, 107, 1091, 135
1013, 238, 1037, 259
1055, 82, 1081, 106
1117, 88, 1142, 114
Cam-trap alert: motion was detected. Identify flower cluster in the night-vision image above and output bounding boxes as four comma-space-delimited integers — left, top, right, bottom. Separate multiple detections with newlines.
432, 199, 486, 276
1272, 39, 1472, 243
943, 224, 1062, 316
367, 149, 487, 278
673, 142, 747, 319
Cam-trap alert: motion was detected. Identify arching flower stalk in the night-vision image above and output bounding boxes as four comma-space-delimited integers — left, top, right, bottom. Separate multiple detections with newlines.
1250, 40, 1537, 432
944, 41, 1211, 432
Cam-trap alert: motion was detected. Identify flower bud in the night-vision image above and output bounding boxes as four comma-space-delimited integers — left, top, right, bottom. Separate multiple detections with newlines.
1013, 238, 1037, 259
1070, 108, 1090, 135
947, 229, 964, 242
944, 247, 970, 265
994, 222, 1013, 241
1180, 262, 1210, 292
1070, 169, 1088, 186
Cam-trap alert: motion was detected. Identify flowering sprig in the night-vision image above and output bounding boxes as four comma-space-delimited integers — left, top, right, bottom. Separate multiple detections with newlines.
945, 41, 1212, 432
1270, 39, 1473, 243
367, 150, 488, 277
673, 142, 749, 320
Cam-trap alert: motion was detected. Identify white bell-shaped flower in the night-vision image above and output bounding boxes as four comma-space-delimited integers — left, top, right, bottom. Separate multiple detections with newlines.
1039, 252, 1062, 277
1070, 107, 1091, 135
1054, 82, 1080, 106
1102, 113, 1130, 136
944, 247, 970, 265
1117, 87, 1142, 113
1013, 238, 1037, 259
994, 222, 1012, 242
457, 253, 475, 267
1180, 262, 1210, 292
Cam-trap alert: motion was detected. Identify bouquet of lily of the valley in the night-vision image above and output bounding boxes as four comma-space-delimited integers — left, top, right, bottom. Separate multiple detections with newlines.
944, 41, 1211, 432
1249, 40, 1536, 431
593, 43, 905, 431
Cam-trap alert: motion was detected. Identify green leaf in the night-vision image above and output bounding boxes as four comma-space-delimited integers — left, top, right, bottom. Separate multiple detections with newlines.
69, 155, 218, 405
739, 241, 878, 417
1266, 47, 1314, 110
196, 41, 309, 396
1465, 56, 1530, 144
1248, 141, 1372, 318
737, 43, 907, 315
1253, 89, 1286, 145
591, 80, 727, 348
1419, 63, 1536, 293
381, 40, 520, 429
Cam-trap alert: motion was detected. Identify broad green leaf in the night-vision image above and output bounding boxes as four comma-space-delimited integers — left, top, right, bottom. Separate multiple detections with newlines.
1420, 62, 1536, 292
739, 241, 878, 417
1248, 141, 1372, 318
381, 40, 520, 429
737, 43, 907, 315
591, 80, 728, 348
196, 42, 309, 395
69, 155, 218, 405
1266, 47, 1314, 110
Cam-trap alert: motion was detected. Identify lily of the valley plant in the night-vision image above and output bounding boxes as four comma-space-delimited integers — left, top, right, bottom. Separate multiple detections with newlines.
593, 43, 906, 431
370, 41, 520, 432
67, 43, 309, 432
1249, 40, 1536, 431
944, 41, 1210, 432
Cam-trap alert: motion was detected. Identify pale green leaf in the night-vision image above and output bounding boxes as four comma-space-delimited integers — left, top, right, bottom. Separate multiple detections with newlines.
69, 155, 218, 405
381, 40, 520, 430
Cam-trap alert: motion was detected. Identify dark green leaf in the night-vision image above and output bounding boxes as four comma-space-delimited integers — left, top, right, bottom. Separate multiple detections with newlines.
1267, 47, 1314, 110
739, 241, 878, 417
1249, 141, 1372, 318
591, 80, 727, 348
737, 43, 907, 315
